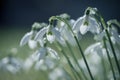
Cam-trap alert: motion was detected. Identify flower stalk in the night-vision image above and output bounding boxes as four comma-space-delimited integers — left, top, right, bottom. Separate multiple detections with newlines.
49, 16, 94, 80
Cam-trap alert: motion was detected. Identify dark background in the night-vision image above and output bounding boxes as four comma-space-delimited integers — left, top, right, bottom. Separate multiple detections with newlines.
0, 0, 120, 28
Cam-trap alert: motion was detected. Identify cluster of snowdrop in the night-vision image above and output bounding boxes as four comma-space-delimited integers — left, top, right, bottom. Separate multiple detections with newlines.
17, 7, 120, 80
0, 7, 120, 80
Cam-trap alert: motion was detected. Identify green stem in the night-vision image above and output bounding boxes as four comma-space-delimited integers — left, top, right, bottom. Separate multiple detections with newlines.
99, 13, 120, 75
101, 55, 108, 80
103, 38, 116, 80
65, 40, 88, 80
55, 42, 82, 80
49, 16, 94, 80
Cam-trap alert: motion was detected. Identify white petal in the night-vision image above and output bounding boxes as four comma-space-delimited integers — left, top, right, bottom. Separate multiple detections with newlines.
23, 57, 34, 70
20, 31, 33, 46
34, 27, 48, 41
47, 34, 55, 43
72, 16, 84, 32
84, 42, 101, 55
89, 17, 101, 34
47, 47, 60, 59
61, 26, 76, 46
80, 23, 89, 34
52, 28, 66, 45
28, 40, 37, 49
37, 47, 47, 60
94, 30, 105, 41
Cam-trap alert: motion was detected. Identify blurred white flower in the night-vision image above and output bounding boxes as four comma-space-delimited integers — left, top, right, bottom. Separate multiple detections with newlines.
60, 24, 76, 46
23, 56, 34, 71
0, 56, 22, 74
32, 47, 59, 61
34, 60, 47, 71
49, 67, 71, 80
20, 31, 33, 46
108, 27, 120, 45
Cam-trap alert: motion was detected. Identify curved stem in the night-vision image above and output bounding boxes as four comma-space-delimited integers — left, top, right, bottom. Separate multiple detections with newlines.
65, 40, 88, 80
49, 16, 94, 80
103, 38, 116, 80
99, 14, 120, 75
55, 41, 82, 80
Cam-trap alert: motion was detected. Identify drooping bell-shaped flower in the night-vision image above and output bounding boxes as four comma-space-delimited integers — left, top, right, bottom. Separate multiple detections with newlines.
58, 20, 77, 46
0, 56, 22, 74
73, 14, 101, 35
32, 46, 60, 61
20, 31, 33, 46
28, 40, 37, 49
46, 31, 55, 44
34, 25, 65, 45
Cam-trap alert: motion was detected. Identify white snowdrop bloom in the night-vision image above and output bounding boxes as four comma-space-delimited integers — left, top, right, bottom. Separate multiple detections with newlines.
35, 47, 47, 60
73, 15, 101, 35
89, 8, 97, 15
34, 27, 48, 41
34, 47, 59, 61
32, 22, 41, 29
35, 25, 64, 45
46, 32, 55, 44
20, 31, 33, 46
44, 57, 56, 69
85, 42, 102, 55
34, 60, 47, 71
85, 42, 108, 57
69, 19, 75, 26
52, 27, 66, 46
60, 25, 76, 46
0, 56, 22, 74
94, 30, 105, 41
28, 40, 37, 49
78, 53, 101, 77
23, 57, 34, 71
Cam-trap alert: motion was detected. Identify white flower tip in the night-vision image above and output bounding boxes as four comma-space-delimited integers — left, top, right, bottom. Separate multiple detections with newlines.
47, 34, 55, 44
80, 24, 88, 34
20, 32, 32, 46
34, 27, 47, 41
28, 40, 37, 49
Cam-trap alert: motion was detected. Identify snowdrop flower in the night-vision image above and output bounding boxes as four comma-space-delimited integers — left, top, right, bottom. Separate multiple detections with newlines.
23, 55, 35, 71
28, 40, 37, 49
20, 30, 37, 49
94, 30, 105, 41
33, 46, 60, 61
46, 32, 55, 43
0, 56, 22, 74
59, 21, 77, 46
85, 42, 107, 58
34, 25, 65, 45
34, 55, 59, 71
34, 60, 47, 71
20, 31, 33, 46
73, 13, 101, 35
